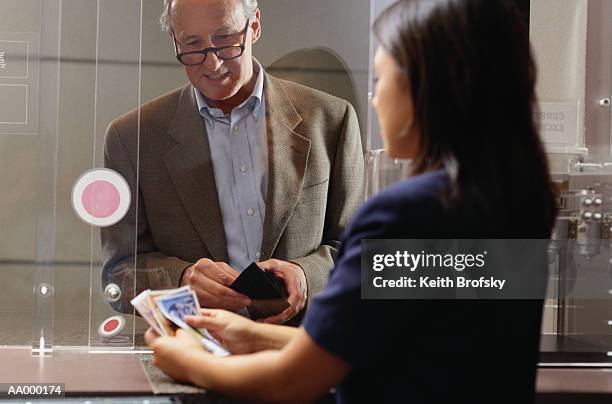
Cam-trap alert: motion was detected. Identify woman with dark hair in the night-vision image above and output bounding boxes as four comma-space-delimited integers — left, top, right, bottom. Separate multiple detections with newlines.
145, 0, 557, 402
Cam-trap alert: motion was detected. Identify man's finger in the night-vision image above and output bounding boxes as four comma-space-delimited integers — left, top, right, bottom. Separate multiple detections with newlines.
283, 272, 298, 294
258, 314, 283, 324
259, 306, 295, 324
256, 259, 279, 271
193, 271, 251, 305
264, 267, 286, 280
196, 287, 249, 311
188, 269, 251, 310
191, 281, 215, 304
289, 292, 302, 306
211, 281, 251, 306
193, 259, 233, 285
194, 287, 223, 308
216, 262, 240, 281
205, 288, 251, 312
280, 272, 303, 302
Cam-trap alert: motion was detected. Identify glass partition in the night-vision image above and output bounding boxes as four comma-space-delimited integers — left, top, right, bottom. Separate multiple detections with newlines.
365, 0, 411, 197
0, 0, 143, 353
86, 0, 142, 351
1, 0, 373, 354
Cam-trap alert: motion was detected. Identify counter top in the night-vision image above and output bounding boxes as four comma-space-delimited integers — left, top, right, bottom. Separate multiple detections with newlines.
1, 347, 611, 403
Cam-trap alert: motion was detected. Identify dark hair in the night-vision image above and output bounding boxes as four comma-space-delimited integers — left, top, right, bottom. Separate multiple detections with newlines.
373, 0, 557, 233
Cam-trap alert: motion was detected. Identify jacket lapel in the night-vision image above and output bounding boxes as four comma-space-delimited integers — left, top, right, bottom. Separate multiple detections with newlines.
163, 84, 229, 262
260, 74, 311, 259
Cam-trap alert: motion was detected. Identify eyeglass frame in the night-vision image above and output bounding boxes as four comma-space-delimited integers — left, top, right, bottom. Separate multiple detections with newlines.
173, 19, 251, 66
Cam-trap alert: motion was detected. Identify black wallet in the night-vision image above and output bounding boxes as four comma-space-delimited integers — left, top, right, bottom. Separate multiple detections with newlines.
229, 262, 287, 299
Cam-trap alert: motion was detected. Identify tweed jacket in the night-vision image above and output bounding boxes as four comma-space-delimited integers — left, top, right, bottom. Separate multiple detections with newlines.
101, 73, 364, 312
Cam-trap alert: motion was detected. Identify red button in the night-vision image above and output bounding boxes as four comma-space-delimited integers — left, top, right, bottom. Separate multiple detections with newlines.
104, 319, 120, 332
98, 315, 125, 338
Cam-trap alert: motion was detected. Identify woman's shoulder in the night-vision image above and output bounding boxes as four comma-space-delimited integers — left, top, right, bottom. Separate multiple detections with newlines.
346, 169, 451, 239
361, 170, 448, 218
380, 168, 448, 201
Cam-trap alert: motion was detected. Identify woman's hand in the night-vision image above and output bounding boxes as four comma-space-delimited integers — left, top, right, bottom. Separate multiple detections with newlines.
145, 327, 208, 384
185, 309, 256, 354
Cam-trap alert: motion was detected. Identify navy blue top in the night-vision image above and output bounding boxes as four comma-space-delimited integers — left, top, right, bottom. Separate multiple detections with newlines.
303, 170, 547, 404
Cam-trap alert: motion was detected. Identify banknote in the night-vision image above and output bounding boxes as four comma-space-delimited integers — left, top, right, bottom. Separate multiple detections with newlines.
131, 286, 230, 356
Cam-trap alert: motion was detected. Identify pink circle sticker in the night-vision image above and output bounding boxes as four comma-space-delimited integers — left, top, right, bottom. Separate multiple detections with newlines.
72, 168, 131, 227
81, 180, 121, 218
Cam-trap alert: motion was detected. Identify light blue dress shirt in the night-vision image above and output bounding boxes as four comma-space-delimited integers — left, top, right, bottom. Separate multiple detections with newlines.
194, 62, 268, 272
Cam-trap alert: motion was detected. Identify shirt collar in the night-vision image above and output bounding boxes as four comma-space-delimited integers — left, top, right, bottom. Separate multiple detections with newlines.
194, 58, 265, 120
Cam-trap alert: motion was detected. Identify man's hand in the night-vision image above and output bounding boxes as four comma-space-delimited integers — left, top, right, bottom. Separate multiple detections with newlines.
186, 308, 257, 354
257, 259, 307, 324
181, 259, 251, 311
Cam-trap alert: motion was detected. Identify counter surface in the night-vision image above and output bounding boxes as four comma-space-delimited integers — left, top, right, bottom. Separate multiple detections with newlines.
0, 347, 610, 402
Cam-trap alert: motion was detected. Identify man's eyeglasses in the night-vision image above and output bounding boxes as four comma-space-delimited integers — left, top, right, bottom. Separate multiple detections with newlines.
173, 19, 250, 66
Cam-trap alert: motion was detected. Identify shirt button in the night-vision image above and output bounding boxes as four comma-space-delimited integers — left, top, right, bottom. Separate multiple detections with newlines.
256, 251, 262, 259
247, 208, 254, 216
233, 126, 240, 134
240, 166, 247, 173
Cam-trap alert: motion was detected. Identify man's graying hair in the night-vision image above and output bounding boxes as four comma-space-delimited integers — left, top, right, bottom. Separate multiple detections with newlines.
160, 0, 258, 33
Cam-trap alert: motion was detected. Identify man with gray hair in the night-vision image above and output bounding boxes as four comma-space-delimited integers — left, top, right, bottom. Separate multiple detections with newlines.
102, 0, 363, 324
